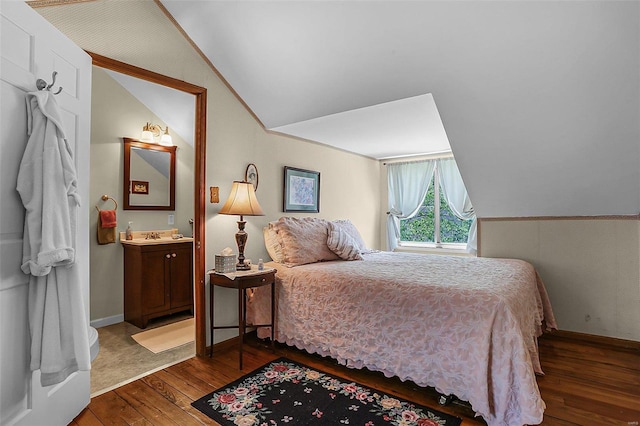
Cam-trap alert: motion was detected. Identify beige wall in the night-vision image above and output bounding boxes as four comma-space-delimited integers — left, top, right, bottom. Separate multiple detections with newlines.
204, 97, 381, 342
90, 67, 194, 322
479, 218, 640, 342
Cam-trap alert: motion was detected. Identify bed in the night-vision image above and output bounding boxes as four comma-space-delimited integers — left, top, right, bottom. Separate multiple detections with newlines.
247, 217, 557, 426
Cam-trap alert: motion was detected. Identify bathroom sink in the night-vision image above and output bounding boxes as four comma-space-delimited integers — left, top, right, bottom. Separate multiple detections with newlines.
121, 236, 194, 246
119, 229, 193, 245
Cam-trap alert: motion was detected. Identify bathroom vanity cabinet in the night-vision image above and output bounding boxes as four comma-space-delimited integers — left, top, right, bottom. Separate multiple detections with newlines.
122, 240, 193, 328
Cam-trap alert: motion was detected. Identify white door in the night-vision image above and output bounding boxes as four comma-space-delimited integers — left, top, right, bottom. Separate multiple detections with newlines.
0, 1, 92, 424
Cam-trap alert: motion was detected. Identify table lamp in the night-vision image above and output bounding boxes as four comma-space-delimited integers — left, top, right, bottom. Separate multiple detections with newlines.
219, 181, 265, 270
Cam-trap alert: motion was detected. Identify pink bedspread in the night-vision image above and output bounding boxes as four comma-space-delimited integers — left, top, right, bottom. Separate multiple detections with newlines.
247, 251, 557, 426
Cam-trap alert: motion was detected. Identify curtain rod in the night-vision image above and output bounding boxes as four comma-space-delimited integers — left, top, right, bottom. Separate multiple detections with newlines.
383, 153, 453, 165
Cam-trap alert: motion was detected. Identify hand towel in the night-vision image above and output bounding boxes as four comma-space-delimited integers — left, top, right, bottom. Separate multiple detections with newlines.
99, 209, 116, 228
97, 213, 116, 245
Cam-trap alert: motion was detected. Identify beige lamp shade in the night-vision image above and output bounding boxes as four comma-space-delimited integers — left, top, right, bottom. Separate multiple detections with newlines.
219, 181, 265, 217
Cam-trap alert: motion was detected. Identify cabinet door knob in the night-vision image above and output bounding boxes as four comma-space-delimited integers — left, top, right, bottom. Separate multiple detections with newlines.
261, 278, 266, 282
166, 254, 171, 259
172, 253, 177, 257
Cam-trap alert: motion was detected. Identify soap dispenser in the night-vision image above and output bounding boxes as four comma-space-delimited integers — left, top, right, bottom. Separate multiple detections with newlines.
126, 221, 133, 240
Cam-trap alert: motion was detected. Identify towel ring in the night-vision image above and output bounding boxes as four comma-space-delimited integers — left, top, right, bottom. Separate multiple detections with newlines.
96, 195, 118, 212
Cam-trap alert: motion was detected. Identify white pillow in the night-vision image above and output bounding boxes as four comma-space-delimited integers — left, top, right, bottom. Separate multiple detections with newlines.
331, 219, 371, 253
272, 217, 339, 267
263, 223, 284, 263
327, 222, 363, 260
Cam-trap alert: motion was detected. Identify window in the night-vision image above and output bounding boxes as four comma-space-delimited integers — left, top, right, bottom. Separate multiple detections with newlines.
399, 163, 472, 247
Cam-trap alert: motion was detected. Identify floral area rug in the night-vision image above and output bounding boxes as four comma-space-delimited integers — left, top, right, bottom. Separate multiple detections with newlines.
192, 357, 462, 426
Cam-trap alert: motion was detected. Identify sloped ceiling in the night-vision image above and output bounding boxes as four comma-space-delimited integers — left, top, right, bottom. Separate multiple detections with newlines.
34, 0, 640, 217
162, 0, 464, 158
161, 0, 640, 217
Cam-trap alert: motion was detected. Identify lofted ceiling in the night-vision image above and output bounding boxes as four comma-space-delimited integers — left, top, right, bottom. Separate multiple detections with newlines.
159, 0, 461, 159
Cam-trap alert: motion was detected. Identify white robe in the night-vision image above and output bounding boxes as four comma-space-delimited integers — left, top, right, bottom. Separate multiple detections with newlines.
17, 91, 90, 386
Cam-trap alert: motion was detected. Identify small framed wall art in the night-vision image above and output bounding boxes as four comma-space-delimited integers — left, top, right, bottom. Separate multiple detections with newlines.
131, 180, 149, 195
283, 166, 320, 213
245, 163, 259, 191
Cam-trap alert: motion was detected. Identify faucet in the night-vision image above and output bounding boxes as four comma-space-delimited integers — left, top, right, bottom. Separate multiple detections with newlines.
145, 232, 161, 240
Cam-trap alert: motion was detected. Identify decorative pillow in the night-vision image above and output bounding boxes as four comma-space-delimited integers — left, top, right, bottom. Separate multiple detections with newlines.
263, 223, 284, 263
331, 219, 371, 253
272, 217, 339, 267
327, 222, 363, 260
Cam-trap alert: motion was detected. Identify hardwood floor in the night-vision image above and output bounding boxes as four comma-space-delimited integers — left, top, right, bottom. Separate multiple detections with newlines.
72, 331, 640, 425
537, 331, 640, 425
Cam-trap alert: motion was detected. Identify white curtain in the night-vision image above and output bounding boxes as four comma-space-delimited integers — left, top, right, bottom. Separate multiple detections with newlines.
386, 160, 435, 251
437, 158, 477, 253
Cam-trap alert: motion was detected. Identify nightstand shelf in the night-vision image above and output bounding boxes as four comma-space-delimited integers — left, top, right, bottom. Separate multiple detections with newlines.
208, 267, 276, 369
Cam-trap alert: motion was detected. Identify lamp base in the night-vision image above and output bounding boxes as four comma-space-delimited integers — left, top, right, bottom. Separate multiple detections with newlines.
236, 262, 251, 271
233, 220, 251, 271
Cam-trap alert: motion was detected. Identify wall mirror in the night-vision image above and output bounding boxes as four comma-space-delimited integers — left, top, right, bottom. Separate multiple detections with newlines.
123, 137, 176, 210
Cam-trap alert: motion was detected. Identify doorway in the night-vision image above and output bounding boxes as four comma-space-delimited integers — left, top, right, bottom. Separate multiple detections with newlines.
88, 53, 206, 393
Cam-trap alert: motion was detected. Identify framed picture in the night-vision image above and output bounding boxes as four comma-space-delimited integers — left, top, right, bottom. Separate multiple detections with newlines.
283, 166, 320, 213
131, 180, 149, 195
245, 163, 259, 192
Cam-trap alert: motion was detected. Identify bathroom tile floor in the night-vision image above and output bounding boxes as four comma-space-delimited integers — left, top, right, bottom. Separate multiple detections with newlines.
90, 313, 195, 396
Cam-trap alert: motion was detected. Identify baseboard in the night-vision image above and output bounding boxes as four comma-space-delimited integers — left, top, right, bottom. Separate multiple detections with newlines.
205, 335, 241, 357
205, 329, 258, 356
90, 314, 124, 329
544, 329, 640, 351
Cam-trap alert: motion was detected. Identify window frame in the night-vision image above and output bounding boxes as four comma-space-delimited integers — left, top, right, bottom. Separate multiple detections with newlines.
397, 162, 469, 252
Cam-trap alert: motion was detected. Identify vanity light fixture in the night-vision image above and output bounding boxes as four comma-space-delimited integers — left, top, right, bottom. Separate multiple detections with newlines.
140, 122, 154, 143
219, 181, 265, 270
159, 127, 173, 146
140, 122, 173, 146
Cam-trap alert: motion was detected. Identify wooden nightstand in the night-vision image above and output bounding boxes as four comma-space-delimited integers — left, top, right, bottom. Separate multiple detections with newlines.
208, 267, 276, 369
